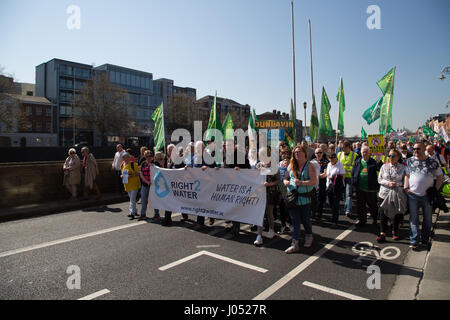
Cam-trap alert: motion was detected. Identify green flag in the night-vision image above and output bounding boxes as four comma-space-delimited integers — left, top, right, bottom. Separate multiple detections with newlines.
319, 87, 333, 137
378, 67, 396, 135
336, 78, 345, 135
248, 108, 258, 166
361, 126, 367, 140
362, 96, 383, 125
151, 102, 165, 152
423, 126, 436, 137
205, 91, 222, 142
309, 94, 319, 142
284, 99, 296, 149
409, 136, 416, 144
377, 67, 395, 95
222, 112, 234, 140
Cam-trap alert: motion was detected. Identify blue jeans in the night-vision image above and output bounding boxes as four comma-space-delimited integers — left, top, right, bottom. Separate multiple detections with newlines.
128, 189, 139, 215
408, 193, 433, 245
140, 185, 150, 217
344, 178, 353, 213
288, 204, 312, 241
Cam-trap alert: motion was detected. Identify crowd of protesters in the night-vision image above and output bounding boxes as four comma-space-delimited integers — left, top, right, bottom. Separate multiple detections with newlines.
63, 137, 450, 253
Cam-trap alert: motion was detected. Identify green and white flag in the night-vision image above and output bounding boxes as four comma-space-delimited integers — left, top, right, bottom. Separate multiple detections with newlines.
422, 126, 436, 137
222, 112, 234, 141
336, 78, 345, 135
248, 108, 258, 167
285, 99, 296, 149
362, 96, 383, 125
205, 91, 223, 142
361, 126, 367, 140
151, 102, 165, 152
319, 87, 333, 137
378, 67, 396, 135
309, 94, 319, 142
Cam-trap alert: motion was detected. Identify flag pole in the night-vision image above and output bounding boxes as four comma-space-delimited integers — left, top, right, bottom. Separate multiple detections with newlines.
336, 77, 341, 145
291, 1, 298, 140
308, 19, 314, 142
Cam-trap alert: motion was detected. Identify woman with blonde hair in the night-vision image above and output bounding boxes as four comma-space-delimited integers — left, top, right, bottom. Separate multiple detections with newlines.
283, 144, 317, 253
63, 148, 81, 200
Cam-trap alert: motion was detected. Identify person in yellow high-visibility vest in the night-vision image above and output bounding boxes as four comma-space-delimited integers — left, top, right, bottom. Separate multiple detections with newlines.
337, 140, 358, 217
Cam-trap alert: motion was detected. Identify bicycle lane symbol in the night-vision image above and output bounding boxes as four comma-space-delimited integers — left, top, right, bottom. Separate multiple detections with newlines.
352, 241, 401, 267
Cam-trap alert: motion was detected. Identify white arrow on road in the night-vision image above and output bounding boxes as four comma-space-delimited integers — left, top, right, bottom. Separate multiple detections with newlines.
158, 250, 268, 273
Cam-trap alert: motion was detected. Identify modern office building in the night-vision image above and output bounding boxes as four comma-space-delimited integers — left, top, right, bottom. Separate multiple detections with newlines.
36, 59, 93, 146
35, 59, 173, 146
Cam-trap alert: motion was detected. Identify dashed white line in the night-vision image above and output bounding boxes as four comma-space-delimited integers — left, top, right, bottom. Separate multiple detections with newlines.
78, 289, 110, 300
253, 226, 355, 300
302, 281, 369, 300
0, 221, 147, 258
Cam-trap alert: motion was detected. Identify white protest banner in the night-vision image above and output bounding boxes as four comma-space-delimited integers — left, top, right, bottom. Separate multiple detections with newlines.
150, 167, 267, 226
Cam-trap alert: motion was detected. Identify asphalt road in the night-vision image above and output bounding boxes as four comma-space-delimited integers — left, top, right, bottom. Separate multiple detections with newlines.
0, 201, 420, 300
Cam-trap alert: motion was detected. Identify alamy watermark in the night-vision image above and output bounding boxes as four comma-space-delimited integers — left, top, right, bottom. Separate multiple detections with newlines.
67, 5, 81, 30
367, 5, 381, 30
66, 265, 81, 290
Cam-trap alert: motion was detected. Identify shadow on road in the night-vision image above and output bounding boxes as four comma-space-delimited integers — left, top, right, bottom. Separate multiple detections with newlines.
82, 206, 123, 213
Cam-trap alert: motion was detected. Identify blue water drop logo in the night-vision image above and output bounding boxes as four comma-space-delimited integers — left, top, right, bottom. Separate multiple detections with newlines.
154, 170, 170, 198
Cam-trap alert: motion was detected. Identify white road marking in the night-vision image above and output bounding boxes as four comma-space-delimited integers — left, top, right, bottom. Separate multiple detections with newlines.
302, 281, 369, 300
0, 221, 147, 258
78, 289, 110, 300
159, 250, 268, 273
196, 245, 221, 248
252, 226, 355, 300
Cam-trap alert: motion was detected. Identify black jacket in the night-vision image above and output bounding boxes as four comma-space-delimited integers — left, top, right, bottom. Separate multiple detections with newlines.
351, 157, 380, 190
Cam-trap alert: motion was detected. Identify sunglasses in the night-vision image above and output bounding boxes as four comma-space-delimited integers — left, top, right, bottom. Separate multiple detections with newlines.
316, 152, 323, 154
330, 155, 337, 159
388, 154, 397, 158
413, 148, 421, 151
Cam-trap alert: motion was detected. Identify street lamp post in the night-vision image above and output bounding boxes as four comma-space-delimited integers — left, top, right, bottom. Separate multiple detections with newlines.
303, 101, 307, 141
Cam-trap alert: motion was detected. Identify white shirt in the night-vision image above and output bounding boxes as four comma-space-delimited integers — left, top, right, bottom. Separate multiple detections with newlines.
112, 150, 126, 171
310, 159, 321, 189
326, 161, 345, 188
405, 156, 442, 197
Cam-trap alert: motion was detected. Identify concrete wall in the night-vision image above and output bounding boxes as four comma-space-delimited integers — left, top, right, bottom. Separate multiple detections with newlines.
0, 160, 118, 208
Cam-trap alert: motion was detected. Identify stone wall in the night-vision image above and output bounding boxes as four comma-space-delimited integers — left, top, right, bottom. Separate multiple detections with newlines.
0, 159, 118, 208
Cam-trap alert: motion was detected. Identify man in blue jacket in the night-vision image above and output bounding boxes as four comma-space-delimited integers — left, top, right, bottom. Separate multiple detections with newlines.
351, 146, 381, 227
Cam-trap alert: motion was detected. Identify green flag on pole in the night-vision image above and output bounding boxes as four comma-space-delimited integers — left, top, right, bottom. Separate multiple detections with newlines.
361, 126, 367, 140
222, 112, 234, 141
319, 87, 333, 137
336, 78, 345, 135
248, 108, 258, 167
378, 67, 396, 135
151, 102, 165, 152
309, 94, 319, 142
423, 126, 436, 137
362, 96, 383, 125
205, 91, 222, 142
284, 99, 296, 149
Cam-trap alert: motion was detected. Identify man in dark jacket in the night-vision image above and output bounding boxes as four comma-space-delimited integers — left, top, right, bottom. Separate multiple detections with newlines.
351, 146, 381, 226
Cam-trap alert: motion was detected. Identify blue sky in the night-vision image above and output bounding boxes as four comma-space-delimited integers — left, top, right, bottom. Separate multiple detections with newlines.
1, 0, 449, 136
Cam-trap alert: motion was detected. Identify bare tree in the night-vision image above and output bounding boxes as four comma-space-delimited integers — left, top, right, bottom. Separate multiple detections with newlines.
74, 72, 134, 146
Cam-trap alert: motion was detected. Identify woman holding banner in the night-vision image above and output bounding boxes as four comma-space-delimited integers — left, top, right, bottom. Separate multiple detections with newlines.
254, 147, 280, 246
283, 145, 317, 253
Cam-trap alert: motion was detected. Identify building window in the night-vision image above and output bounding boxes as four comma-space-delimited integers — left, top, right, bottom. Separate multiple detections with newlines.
126, 73, 131, 86
131, 75, 136, 87
145, 78, 150, 89
26, 91, 33, 96
45, 122, 51, 132
26, 106, 32, 115
109, 71, 115, 83
36, 122, 42, 131
36, 106, 42, 116
46, 108, 52, 117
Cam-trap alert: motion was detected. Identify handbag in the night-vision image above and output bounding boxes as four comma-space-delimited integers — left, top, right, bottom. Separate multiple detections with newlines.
285, 163, 311, 209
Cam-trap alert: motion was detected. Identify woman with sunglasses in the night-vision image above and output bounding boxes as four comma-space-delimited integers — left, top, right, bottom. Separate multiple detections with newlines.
377, 149, 407, 242
326, 153, 345, 226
